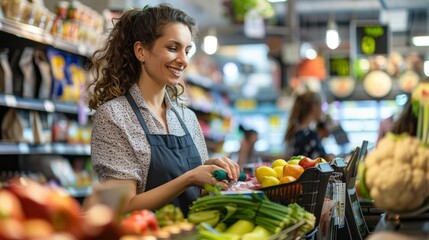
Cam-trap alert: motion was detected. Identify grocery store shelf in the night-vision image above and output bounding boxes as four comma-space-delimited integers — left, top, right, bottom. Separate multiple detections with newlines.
0, 94, 92, 115
65, 186, 93, 198
185, 74, 229, 92
188, 102, 231, 117
0, 17, 93, 56
0, 142, 90, 155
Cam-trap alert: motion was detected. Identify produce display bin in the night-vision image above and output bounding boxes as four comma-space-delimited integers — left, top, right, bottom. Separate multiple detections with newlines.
260, 162, 334, 236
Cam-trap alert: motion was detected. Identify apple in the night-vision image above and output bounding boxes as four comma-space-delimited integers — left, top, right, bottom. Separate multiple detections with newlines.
81, 204, 120, 240
6, 178, 83, 237
313, 157, 327, 163
45, 187, 83, 236
0, 189, 25, 221
23, 219, 54, 239
298, 157, 318, 170
0, 218, 24, 239
6, 177, 53, 220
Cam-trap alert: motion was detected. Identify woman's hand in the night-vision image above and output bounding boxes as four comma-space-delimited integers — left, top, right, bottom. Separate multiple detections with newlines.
187, 164, 229, 190
204, 157, 240, 182
185, 157, 239, 190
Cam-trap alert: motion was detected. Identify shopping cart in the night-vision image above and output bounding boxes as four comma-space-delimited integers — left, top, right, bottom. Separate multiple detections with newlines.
325, 142, 370, 240
260, 162, 334, 238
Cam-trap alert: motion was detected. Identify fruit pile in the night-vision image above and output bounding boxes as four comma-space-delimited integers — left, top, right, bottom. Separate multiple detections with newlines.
0, 177, 121, 240
255, 156, 326, 188
0, 178, 201, 240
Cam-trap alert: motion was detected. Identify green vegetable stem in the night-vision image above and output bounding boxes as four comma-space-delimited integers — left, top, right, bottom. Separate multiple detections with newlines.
189, 193, 315, 235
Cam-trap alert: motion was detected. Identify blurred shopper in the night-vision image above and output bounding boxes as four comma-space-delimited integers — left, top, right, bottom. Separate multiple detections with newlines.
86, 4, 239, 216
237, 125, 260, 166
389, 100, 417, 136
285, 90, 333, 160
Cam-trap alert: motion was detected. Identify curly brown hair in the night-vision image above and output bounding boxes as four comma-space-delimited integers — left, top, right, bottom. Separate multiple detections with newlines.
87, 4, 198, 110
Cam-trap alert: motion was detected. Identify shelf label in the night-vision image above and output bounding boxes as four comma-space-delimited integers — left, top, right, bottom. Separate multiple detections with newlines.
43, 34, 53, 44
18, 143, 30, 154
4, 94, 17, 107
44, 100, 55, 112
42, 144, 52, 153
55, 144, 65, 153
77, 44, 87, 56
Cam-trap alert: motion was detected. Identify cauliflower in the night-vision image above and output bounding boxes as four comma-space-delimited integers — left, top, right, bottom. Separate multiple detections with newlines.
364, 133, 429, 212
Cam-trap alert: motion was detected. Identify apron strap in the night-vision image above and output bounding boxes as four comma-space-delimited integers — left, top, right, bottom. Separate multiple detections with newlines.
170, 106, 191, 135
125, 91, 152, 134
125, 91, 191, 136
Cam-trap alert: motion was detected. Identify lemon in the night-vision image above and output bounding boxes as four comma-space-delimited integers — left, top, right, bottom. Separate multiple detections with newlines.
255, 166, 277, 183
261, 176, 280, 188
273, 166, 283, 179
271, 159, 287, 168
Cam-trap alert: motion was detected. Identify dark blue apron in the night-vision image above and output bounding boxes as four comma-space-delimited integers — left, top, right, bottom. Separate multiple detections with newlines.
125, 91, 201, 216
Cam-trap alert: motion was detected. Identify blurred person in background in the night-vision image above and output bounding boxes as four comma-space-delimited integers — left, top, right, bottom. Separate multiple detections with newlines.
284, 90, 334, 161
237, 125, 260, 166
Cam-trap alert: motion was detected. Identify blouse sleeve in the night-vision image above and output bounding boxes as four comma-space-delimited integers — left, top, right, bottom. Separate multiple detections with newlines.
91, 103, 144, 187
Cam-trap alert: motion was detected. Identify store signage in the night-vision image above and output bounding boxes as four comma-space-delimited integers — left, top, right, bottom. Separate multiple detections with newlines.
355, 24, 389, 55
235, 99, 257, 110
329, 56, 350, 77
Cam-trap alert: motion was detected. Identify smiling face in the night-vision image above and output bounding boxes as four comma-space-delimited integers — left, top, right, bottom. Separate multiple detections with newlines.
140, 23, 193, 88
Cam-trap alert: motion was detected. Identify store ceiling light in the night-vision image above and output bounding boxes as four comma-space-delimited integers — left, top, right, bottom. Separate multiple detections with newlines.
412, 36, 429, 46
202, 28, 218, 55
326, 19, 341, 49
300, 42, 317, 60
424, 60, 429, 77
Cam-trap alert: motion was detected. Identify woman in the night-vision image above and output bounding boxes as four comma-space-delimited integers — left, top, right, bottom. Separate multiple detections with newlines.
285, 90, 330, 160
87, 4, 239, 216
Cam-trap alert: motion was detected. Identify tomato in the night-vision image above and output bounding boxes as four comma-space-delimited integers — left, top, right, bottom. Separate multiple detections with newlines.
119, 210, 159, 236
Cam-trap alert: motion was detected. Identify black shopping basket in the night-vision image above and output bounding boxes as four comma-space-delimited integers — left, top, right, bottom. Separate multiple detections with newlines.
260, 162, 334, 236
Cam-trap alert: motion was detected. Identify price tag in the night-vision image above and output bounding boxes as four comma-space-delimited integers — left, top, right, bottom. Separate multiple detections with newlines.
4, 95, 17, 107
78, 44, 87, 56
18, 143, 30, 154
333, 182, 346, 228
55, 144, 65, 153
42, 144, 52, 153
43, 34, 53, 44
44, 100, 55, 112
84, 144, 91, 155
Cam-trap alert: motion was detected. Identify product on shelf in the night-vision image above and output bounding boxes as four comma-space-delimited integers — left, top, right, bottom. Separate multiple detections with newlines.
19, 47, 36, 98
0, 49, 13, 95
1, 109, 35, 143
34, 49, 53, 99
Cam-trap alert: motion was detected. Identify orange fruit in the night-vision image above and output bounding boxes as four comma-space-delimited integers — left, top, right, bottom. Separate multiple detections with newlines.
283, 164, 304, 179
279, 176, 296, 184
